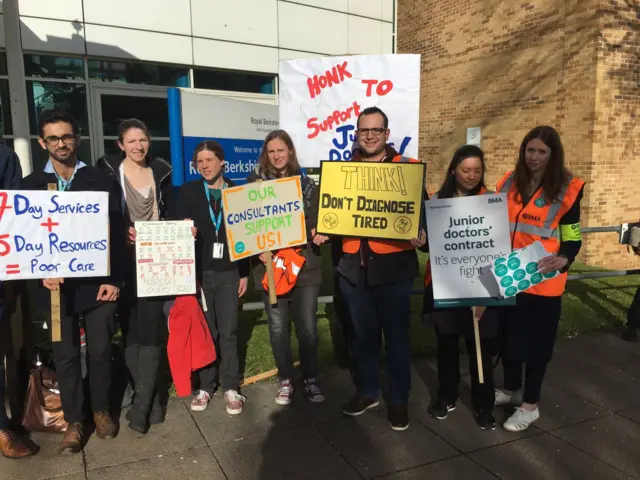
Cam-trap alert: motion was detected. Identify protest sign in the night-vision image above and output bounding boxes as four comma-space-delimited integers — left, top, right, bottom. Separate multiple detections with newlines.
222, 177, 307, 262
425, 193, 513, 307
279, 54, 420, 167
0, 190, 109, 281
490, 241, 559, 298
316, 161, 425, 240
135, 221, 196, 297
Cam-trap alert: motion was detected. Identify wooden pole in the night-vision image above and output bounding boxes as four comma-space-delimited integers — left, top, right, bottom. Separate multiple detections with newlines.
264, 250, 277, 306
241, 361, 300, 387
472, 307, 484, 384
47, 183, 61, 342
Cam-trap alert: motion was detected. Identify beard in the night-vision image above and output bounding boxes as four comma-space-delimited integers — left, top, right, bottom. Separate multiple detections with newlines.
49, 147, 76, 164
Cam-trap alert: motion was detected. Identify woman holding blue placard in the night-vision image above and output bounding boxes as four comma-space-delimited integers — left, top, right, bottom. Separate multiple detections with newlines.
176, 140, 249, 416
423, 145, 500, 431
248, 130, 328, 407
98, 118, 177, 434
494, 126, 585, 432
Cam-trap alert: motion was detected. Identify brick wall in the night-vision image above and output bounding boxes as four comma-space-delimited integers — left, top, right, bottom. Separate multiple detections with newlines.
398, 0, 640, 269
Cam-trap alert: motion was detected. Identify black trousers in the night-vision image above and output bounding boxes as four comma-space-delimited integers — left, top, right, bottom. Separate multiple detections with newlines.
628, 288, 640, 329
195, 269, 241, 393
121, 295, 166, 347
53, 302, 116, 423
436, 330, 496, 414
503, 359, 547, 404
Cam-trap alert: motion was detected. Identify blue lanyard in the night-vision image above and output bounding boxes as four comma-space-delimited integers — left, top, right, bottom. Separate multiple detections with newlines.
203, 181, 223, 238
54, 170, 76, 191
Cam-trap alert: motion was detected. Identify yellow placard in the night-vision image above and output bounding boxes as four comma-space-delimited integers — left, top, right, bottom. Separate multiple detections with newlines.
222, 177, 307, 261
317, 161, 425, 240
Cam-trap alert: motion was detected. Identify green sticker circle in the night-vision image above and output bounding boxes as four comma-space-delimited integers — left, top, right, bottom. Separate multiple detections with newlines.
495, 257, 506, 265
513, 269, 526, 281
495, 264, 508, 277
544, 271, 557, 279
531, 273, 543, 284
526, 262, 538, 274
518, 280, 531, 291
500, 276, 514, 287
535, 197, 546, 208
509, 251, 518, 257
507, 257, 521, 270
234, 242, 245, 254
505, 286, 518, 297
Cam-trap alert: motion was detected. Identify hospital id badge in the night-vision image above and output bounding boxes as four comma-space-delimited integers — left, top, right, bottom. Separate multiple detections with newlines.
212, 243, 224, 259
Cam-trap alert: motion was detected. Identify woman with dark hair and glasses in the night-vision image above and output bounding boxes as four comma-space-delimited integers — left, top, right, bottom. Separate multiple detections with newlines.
494, 126, 585, 432
423, 145, 500, 431
176, 140, 249, 415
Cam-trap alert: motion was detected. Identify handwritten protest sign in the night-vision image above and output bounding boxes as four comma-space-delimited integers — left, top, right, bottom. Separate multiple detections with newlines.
222, 178, 307, 261
316, 161, 425, 240
135, 221, 196, 297
279, 54, 420, 167
0, 190, 109, 281
425, 193, 514, 307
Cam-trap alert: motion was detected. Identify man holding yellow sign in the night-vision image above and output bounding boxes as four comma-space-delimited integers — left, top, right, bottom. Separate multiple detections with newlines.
330, 107, 427, 432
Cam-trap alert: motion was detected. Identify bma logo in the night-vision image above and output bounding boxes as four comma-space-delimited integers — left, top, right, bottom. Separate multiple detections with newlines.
488, 197, 503, 204
523, 213, 541, 222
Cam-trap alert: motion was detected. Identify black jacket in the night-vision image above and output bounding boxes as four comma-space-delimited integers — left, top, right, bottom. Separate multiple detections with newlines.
176, 177, 250, 280
96, 155, 176, 221
0, 143, 22, 189
246, 169, 323, 290
337, 146, 421, 287
20, 165, 126, 314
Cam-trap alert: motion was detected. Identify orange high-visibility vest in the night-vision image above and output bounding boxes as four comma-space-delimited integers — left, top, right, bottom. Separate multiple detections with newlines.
497, 171, 585, 297
423, 188, 492, 287
262, 248, 306, 296
342, 155, 423, 255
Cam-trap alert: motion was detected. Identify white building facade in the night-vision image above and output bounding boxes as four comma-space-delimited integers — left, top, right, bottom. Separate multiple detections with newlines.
0, 0, 396, 175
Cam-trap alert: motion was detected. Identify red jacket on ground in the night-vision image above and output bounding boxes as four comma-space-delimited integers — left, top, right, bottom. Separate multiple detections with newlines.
167, 295, 216, 397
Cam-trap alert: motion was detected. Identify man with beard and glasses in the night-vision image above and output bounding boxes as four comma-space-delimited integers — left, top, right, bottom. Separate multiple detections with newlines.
337, 107, 427, 431
20, 110, 125, 454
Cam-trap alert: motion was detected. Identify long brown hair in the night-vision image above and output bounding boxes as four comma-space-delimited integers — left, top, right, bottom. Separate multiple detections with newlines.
258, 130, 301, 178
514, 126, 570, 204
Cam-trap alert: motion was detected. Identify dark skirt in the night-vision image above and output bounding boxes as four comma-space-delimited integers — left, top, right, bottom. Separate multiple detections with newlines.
502, 292, 562, 364
422, 284, 500, 339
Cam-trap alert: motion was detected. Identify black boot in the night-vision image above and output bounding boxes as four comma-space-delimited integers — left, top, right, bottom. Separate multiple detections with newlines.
128, 346, 161, 434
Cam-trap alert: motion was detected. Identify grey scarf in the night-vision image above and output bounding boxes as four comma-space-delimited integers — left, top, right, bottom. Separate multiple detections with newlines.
124, 174, 157, 222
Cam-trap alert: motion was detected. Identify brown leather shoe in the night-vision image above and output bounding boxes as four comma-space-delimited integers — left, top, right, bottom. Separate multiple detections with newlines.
58, 422, 83, 455
0, 430, 33, 459
93, 411, 117, 440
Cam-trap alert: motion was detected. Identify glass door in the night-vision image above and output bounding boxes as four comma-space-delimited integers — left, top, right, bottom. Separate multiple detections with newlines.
89, 85, 171, 162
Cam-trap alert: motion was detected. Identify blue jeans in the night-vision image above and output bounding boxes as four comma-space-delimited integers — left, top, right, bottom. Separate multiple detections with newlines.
339, 270, 413, 405
0, 282, 9, 429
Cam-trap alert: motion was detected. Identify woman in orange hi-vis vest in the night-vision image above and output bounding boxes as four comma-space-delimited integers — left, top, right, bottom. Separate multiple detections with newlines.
495, 126, 585, 432
247, 130, 329, 407
422, 145, 501, 431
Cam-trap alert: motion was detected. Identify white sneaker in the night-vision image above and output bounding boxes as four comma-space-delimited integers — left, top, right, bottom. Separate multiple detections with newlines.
503, 406, 539, 432
224, 390, 246, 415
275, 380, 293, 406
495, 388, 523, 407
190, 390, 211, 412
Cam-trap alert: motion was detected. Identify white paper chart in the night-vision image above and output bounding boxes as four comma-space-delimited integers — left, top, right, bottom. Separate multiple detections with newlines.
135, 220, 196, 298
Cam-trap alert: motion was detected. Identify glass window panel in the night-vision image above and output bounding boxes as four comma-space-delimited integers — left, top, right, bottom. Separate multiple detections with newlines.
103, 139, 171, 162
193, 69, 275, 94
88, 59, 189, 87
100, 94, 169, 137
24, 54, 85, 80
0, 80, 14, 136
30, 137, 93, 172
27, 81, 88, 136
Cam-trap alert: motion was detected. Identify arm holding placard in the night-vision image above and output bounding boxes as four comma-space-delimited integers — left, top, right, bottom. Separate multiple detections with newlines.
97, 176, 125, 301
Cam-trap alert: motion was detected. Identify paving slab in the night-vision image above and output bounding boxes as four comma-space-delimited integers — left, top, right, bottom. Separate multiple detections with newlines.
46, 475, 86, 480
596, 361, 640, 385
414, 395, 541, 453
86, 448, 224, 480
620, 406, 640, 424
314, 408, 457, 479
470, 432, 632, 480
293, 368, 356, 424
552, 335, 640, 370
531, 383, 609, 431
551, 414, 640, 478
546, 367, 640, 412
191, 381, 309, 445
0, 431, 84, 480
84, 399, 206, 472
378, 456, 497, 480
211, 425, 359, 480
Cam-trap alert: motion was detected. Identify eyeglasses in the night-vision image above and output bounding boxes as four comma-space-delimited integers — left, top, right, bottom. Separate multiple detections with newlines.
357, 128, 386, 137
44, 134, 76, 146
